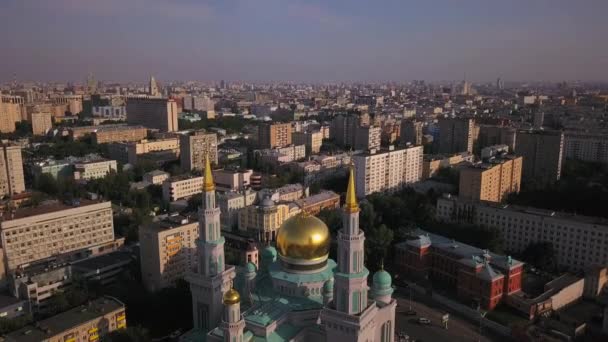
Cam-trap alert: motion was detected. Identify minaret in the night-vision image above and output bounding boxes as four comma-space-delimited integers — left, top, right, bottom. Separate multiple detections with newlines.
149, 75, 160, 97
188, 155, 236, 333
221, 288, 245, 342
333, 166, 369, 314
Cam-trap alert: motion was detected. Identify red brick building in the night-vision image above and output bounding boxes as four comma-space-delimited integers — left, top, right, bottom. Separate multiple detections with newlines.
395, 230, 524, 310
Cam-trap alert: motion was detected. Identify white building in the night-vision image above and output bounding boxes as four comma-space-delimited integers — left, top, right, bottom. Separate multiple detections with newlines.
162, 176, 204, 202
353, 145, 423, 197
73, 159, 117, 180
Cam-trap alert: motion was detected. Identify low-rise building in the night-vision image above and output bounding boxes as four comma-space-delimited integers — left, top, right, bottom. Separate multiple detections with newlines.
217, 190, 257, 230
107, 137, 179, 165
294, 191, 340, 215
291, 130, 323, 155
395, 229, 524, 310
93, 125, 148, 144
73, 159, 117, 181
213, 169, 253, 192
162, 175, 204, 202
143, 170, 170, 185
422, 152, 473, 179
139, 214, 199, 292
4, 296, 126, 342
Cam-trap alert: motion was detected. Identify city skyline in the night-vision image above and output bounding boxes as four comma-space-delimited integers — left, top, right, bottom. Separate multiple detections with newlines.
2, 0, 608, 83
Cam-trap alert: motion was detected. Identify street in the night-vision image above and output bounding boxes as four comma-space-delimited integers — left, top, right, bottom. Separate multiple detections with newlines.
394, 287, 507, 342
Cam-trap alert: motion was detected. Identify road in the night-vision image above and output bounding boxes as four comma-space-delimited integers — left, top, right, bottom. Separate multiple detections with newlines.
394, 287, 507, 342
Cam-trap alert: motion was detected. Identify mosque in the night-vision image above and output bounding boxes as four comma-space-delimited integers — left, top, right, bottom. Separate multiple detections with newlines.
183, 156, 396, 341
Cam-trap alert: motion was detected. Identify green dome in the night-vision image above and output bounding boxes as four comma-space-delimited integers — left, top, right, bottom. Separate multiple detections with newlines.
246, 262, 257, 273
373, 269, 392, 289
262, 246, 277, 261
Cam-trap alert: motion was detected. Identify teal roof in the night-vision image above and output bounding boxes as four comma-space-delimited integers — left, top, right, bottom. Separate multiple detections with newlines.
373, 269, 392, 288
247, 262, 257, 273
262, 246, 277, 260
268, 259, 336, 286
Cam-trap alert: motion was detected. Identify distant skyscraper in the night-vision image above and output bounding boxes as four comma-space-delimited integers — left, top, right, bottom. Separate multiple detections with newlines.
496, 77, 504, 90
149, 76, 161, 97
86, 72, 97, 94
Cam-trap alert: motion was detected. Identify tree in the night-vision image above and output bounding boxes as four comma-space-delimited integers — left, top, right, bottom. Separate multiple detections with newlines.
107, 326, 151, 342
33, 173, 60, 196
365, 224, 394, 272
521, 242, 557, 271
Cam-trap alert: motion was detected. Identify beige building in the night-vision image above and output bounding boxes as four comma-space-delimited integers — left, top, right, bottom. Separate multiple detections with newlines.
143, 170, 170, 185
213, 169, 253, 192
401, 120, 423, 146
108, 137, 179, 164
92, 125, 148, 144
438, 117, 478, 154
31, 112, 52, 135
515, 130, 564, 186
126, 97, 178, 132
0, 200, 115, 282
139, 215, 199, 292
258, 123, 292, 149
0, 144, 25, 197
217, 190, 257, 229
291, 130, 323, 155
478, 125, 517, 152
4, 296, 126, 342
437, 195, 608, 271
0, 101, 22, 133
353, 145, 423, 197
238, 197, 300, 243
584, 266, 608, 298
423, 152, 473, 179
73, 159, 117, 180
564, 131, 608, 164
459, 156, 522, 203
179, 130, 218, 171
162, 175, 204, 202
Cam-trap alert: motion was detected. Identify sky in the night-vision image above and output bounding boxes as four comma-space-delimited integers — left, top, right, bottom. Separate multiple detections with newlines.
1, 0, 607, 83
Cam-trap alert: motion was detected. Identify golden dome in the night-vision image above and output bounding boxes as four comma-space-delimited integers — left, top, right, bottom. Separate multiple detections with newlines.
276, 213, 330, 262
223, 288, 240, 305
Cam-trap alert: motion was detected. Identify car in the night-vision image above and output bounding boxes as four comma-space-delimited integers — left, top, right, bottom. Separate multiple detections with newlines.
417, 317, 431, 325
404, 309, 417, 316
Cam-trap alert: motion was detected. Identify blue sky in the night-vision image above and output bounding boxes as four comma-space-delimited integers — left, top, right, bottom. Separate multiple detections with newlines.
1, 0, 607, 83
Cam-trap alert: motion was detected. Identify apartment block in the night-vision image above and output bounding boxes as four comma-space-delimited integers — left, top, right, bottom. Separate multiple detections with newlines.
4, 296, 126, 342
162, 175, 204, 202
258, 123, 292, 149
436, 195, 608, 272
564, 131, 608, 164
400, 120, 424, 146
73, 159, 117, 180
437, 117, 478, 154
459, 155, 522, 203
92, 125, 148, 144
179, 130, 218, 171
107, 137, 179, 164
515, 130, 564, 186
143, 170, 170, 185
139, 215, 199, 292
0, 200, 115, 281
0, 101, 22, 133
0, 144, 25, 197
126, 97, 178, 132
291, 130, 323, 155
330, 115, 359, 147
238, 198, 300, 244
353, 145, 423, 197
422, 152, 473, 179
31, 112, 52, 136
395, 230, 524, 310
217, 190, 257, 229
477, 125, 517, 152
354, 125, 381, 151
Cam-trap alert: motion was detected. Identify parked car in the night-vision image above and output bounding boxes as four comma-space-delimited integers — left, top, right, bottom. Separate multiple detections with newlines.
417, 317, 431, 325
404, 309, 417, 316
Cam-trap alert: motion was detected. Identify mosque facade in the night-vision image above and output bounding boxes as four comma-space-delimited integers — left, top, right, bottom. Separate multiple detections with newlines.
183, 156, 396, 341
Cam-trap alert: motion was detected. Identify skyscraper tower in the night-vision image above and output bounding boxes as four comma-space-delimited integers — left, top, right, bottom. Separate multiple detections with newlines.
149, 76, 160, 97
188, 155, 236, 332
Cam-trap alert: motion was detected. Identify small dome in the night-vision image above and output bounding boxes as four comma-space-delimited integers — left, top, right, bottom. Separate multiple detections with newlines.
246, 262, 257, 273
373, 269, 392, 289
223, 288, 241, 305
260, 196, 275, 208
276, 213, 330, 261
262, 246, 277, 260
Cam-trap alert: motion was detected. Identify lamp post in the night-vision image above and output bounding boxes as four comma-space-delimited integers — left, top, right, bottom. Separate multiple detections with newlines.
478, 310, 487, 342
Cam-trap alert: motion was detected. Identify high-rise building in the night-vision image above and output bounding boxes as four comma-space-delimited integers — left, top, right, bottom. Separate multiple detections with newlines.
187, 157, 236, 332
459, 155, 523, 203
126, 97, 178, 132
0, 144, 25, 197
257, 123, 292, 149
400, 119, 423, 146
354, 125, 381, 151
180, 130, 218, 171
438, 117, 478, 154
140, 214, 199, 292
149, 76, 161, 97
563, 131, 608, 164
30, 112, 52, 135
478, 125, 517, 152
0, 100, 22, 133
291, 130, 323, 155
329, 114, 359, 147
353, 145, 423, 197
515, 130, 564, 186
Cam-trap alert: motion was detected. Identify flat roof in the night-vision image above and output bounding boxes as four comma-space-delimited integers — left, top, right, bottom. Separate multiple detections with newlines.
3, 199, 108, 221
141, 214, 196, 233
5, 297, 124, 342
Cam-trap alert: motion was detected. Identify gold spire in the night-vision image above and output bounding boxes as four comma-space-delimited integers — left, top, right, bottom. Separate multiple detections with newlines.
203, 153, 215, 192
344, 166, 359, 213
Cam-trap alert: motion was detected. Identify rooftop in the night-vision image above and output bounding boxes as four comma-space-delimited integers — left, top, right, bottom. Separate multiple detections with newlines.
142, 214, 196, 233
5, 297, 124, 342
2, 199, 107, 221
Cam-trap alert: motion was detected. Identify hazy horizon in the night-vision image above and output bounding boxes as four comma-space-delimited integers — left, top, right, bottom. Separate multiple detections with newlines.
2, 0, 608, 83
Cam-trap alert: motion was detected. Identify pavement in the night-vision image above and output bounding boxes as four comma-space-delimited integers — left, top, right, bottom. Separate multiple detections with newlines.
394, 287, 509, 342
